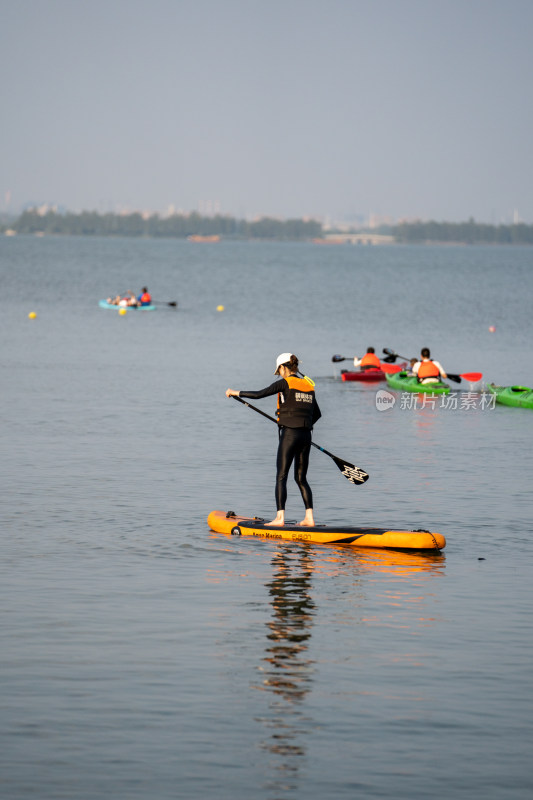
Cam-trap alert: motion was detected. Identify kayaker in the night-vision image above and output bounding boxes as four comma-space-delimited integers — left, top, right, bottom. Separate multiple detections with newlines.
353, 347, 381, 370
225, 353, 321, 527
137, 287, 152, 306
412, 348, 447, 384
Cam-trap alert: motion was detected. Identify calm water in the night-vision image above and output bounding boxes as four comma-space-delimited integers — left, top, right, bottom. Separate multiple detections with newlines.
1, 236, 532, 799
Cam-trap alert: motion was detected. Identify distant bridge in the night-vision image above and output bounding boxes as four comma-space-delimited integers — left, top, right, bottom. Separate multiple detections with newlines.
313, 233, 395, 245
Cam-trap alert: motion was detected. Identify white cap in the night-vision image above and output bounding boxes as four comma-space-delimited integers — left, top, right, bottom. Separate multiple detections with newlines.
275, 352, 294, 374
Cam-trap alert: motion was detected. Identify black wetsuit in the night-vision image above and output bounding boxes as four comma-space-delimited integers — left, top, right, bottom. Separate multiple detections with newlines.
239, 376, 321, 511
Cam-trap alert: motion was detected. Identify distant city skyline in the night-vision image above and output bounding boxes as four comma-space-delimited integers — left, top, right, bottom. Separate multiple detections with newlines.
1, 0, 532, 224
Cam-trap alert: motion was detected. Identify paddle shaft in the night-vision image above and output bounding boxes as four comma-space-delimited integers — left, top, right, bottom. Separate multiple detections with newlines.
332, 355, 403, 374
231, 395, 368, 485
332, 354, 396, 363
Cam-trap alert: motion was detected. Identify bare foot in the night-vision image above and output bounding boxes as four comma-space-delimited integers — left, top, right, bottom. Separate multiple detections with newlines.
299, 512, 315, 527
265, 513, 285, 527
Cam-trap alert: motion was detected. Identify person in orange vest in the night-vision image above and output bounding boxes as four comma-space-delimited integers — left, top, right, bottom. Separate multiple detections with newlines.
226, 353, 321, 527
412, 348, 447, 384
353, 347, 381, 370
137, 287, 152, 306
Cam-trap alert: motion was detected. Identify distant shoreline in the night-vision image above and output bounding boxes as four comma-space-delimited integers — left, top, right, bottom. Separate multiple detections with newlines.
2, 210, 533, 246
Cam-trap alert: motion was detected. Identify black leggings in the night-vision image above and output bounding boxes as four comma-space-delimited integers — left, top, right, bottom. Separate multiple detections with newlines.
275, 427, 313, 511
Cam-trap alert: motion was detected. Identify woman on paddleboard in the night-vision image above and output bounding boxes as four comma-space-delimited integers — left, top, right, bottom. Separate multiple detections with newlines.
226, 353, 321, 527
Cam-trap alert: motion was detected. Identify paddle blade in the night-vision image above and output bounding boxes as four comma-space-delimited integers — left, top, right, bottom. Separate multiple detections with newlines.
332, 354, 348, 363
311, 441, 369, 485
382, 354, 397, 363
461, 372, 483, 382
380, 362, 406, 374
333, 456, 369, 485
382, 348, 396, 357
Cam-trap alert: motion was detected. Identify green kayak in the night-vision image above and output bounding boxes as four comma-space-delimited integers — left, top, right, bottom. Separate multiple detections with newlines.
385, 370, 450, 395
488, 384, 533, 409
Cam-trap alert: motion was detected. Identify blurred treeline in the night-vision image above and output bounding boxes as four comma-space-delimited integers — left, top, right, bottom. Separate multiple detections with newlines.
4, 209, 533, 244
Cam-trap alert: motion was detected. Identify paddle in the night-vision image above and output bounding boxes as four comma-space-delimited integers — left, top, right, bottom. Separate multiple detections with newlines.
331, 354, 404, 374
382, 349, 482, 384
377, 362, 405, 374
231, 395, 369, 485
332, 354, 396, 363
332, 354, 355, 362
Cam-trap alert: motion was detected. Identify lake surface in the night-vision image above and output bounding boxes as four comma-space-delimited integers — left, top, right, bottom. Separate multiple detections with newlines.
1, 235, 532, 799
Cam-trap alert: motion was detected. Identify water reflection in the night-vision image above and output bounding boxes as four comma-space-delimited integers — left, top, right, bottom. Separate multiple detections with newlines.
253, 542, 445, 795
348, 546, 445, 576
255, 545, 315, 793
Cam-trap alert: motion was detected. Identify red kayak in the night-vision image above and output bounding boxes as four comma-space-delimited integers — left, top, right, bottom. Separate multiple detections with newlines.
341, 363, 406, 382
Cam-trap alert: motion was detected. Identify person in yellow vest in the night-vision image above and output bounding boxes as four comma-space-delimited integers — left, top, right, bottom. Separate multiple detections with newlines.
353, 347, 381, 370
412, 348, 447, 384
226, 353, 321, 527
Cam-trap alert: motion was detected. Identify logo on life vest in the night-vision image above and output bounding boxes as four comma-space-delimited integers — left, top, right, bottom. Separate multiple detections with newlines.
295, 392, 313, 403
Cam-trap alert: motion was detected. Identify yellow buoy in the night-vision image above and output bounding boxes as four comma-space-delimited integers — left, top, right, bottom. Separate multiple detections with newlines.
119, 307, 127, 316
28, 311, 37, 319
217, 305, 225, 312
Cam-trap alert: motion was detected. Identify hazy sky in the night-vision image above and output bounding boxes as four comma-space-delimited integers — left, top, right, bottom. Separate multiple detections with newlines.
2, 0, 532, 223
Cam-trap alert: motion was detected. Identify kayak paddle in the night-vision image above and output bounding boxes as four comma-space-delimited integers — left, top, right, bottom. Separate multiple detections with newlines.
332, 354, 353, 362
332, 354, 404, 374
332, 353, 396, 364
455, 372, 483, 382
379, 362, 406, 374
231, 395, 369, 485
382, 349, 482, 384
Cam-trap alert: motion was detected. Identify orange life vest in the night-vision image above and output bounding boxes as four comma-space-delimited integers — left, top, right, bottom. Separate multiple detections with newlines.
140, 292, 151, 304
417, 360, 440, 380
360, 353, 381, 369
